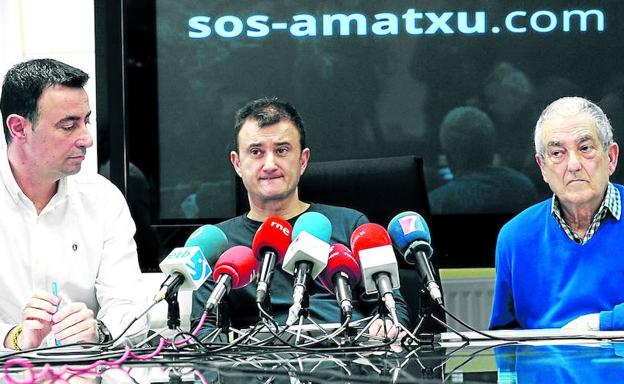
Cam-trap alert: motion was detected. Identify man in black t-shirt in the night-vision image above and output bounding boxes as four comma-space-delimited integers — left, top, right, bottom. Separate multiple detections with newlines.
191, 97, 410, 336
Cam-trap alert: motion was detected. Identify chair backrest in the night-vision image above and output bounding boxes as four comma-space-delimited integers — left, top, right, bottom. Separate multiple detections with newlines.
299, 155, 431, 226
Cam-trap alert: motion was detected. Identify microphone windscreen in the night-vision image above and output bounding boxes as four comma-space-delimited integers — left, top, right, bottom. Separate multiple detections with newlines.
252, 216, 292, 264
292, 212, 332, 242
318, 244, 361, 292
185, 224, 229, 265
387, 211, 431, 254
350, 223, 392, 255
212, 246, 258, 289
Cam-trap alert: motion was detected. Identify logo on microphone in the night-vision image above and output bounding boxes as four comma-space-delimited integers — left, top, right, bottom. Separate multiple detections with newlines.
270, 221, 291, 236
398, 215, 424, 234
187, 251, 211, 281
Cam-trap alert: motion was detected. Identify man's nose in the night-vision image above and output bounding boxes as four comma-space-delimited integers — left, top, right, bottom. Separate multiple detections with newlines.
76, 123, 94, 149
566, 150, 582, 172
262, 152, 277, 170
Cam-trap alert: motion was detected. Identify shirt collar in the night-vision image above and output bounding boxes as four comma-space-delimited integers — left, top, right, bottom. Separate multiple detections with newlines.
604, 182, 621, 220
551, 182, 621, 221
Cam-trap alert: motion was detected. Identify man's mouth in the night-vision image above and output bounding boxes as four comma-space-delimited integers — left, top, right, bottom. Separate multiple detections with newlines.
260, 175, 282, 181
567, 179, 587, 185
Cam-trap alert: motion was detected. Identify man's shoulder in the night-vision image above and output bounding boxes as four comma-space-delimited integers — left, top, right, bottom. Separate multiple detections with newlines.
67, 172, 126, 205
215, 214, 247, 230
308, 202, 365, 217
214, 214, 258, 247
308, 202, 367, 221
69, 172, 121, 193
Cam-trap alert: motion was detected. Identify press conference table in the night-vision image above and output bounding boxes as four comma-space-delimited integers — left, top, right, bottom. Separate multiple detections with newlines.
3, 329, 624, 383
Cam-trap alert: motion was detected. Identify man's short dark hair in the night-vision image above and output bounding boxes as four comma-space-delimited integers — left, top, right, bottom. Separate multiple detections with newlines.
440, 106, 495, 172
233, 97, 306, 152
1, 58, 89, 144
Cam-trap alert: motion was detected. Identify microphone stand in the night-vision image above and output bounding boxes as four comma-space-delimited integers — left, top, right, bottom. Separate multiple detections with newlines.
412, 292, 436, 344
214, 301, 231, 342
292, 287, 312, 345
165, 291, 181, 330
408, 291, 468, 346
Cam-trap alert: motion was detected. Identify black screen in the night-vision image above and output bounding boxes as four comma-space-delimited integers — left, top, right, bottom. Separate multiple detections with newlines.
98, 1, 624, 269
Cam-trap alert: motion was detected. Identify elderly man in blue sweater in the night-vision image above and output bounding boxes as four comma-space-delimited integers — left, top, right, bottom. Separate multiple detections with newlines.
490, 96, 624, 331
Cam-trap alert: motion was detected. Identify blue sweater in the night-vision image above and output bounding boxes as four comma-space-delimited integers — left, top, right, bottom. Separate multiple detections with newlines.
489, 183, 624, 330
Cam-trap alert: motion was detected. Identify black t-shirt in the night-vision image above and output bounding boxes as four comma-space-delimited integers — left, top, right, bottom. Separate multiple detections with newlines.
191, 203, 411, 333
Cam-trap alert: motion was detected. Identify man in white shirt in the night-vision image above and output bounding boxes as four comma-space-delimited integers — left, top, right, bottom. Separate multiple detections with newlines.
0, 58, 148, 349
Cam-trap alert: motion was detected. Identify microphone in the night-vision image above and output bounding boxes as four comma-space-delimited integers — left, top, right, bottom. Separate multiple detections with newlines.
252, 216, 293, 304
387, 211, 443, 305
205, 246, 258, 312
282, 212, 332, 325
318, 244, 361, 319
155, 225, 228, 303
350, 223, 401, 324
388, 211, 443, 305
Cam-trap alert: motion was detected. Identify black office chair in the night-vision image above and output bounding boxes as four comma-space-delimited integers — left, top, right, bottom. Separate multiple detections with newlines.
299, 156, 431, 226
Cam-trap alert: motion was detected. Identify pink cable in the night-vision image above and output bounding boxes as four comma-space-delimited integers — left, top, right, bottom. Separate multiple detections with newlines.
3, 311, 209, 383
3, 338, 167, 384
166, 310, 208, 346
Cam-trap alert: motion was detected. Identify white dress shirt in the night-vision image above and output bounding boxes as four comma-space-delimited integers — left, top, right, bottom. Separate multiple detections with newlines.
0, 150, 149, 346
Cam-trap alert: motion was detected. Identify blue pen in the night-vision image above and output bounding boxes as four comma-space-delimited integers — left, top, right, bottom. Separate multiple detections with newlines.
51, 282, 61, 346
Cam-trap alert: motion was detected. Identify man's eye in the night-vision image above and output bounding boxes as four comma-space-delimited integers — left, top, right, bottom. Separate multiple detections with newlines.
250, 148, 261, 156
61, 125, 75, 131
277, 147, 288, 155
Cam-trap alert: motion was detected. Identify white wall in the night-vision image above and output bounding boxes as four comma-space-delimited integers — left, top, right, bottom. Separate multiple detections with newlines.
0, 0, 97, 173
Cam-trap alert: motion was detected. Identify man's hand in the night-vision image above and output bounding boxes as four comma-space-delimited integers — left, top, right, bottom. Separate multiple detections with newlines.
52, 302, 98, 344
368, 318, 400, 339
562, 313, 600, 331
5, 291, 60, 350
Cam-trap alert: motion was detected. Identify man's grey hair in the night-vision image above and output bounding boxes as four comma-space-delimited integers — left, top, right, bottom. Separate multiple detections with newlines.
534, 96, 613, 157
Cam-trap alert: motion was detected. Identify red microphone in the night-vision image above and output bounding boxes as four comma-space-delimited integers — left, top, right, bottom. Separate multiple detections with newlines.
204, 246, 258, 312
351, 223, 392, 251
252, 216, 293, 304
318, 244, 361, 318
350, 223, 401, 324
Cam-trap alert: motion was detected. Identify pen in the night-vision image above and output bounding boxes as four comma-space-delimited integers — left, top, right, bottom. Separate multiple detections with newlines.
51, 281, 61, 346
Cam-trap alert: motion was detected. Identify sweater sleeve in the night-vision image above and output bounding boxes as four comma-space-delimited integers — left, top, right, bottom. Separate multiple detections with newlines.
599, 303, 624, 330
489, 228, 519, 330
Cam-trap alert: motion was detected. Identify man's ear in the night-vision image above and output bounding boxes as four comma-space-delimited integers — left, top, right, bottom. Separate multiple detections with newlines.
299, 148, 310, 176
607, 142, 619, 176
5, 114, 29, 143
230, 151, 242, 177
535, 153, 548, 183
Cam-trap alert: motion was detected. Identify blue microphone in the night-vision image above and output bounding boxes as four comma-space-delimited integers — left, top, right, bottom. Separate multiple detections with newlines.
156, 225, 228, 303
282, 212, 332, 278
282, 212, 332, 325
387, 211, 443, 305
